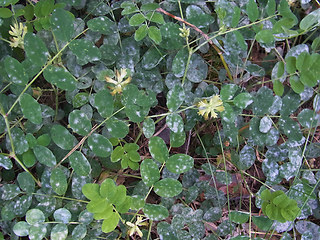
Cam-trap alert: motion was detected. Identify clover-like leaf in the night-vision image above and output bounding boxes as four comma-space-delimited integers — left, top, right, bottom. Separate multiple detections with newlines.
51, 125, 77, 150
69, 39, 101, 65
87, 16, 116, 34
0, 155, 12, 170
24, 33, 49, 67
143, 203, 169, 221
68, 110, 92, 136
166, 154, 194, 174
93, 89, 114, 118
233, 92, 253, 109
26, 209, 45, 226
54, 208, 72, 224
148, 26, 162, 44
101, 212, 119, 233
51, 8, 74, 42
186, 53, 208, 83
69, 151, 91, 176
43, 65, 77, 91
88, 133, 113, 157
106, 118, 129, 139
143, 118, 155, 138
153, 178, 182, 198
72, 224, 87, 239
148, 136, 169, 163
167, 84, 185, 112
33, 145, 56, 167
4, 56, 28, 85
50, 168, 68, 195
140, 158, 160, 186
17, 172, 35, 193
51, 223, 68, 240
13, 221, 30, 237
19, 93, 42, 125
166, 114, 184, 133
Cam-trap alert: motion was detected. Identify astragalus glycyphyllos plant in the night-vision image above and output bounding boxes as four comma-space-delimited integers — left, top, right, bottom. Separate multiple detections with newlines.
1, 0, 320, 239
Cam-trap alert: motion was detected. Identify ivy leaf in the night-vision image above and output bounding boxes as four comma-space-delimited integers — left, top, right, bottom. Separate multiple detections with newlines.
24, 33, 49, 67
143, 204, 169, 221
69, 151, 91, 176
87, 133, 113, 157
19, 93, 42, 124
140, 158, 160, 186
50, 168, 68, 195
148, 136, 169, 163
153, 178, 182, 197
51, 8, 74, 42
166, 154, 194, 174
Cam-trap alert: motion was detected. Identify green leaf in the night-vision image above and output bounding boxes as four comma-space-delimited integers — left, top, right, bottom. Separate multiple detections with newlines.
300, 70, 317, 87
43, 66, 77, 91
73, 92, 89, 108
236, 145, 255, 170
51, 223, 68, 240
17, 172, 34, 193
54, 208, 72, 224
148, 136, 169, 163
220, 84, 239, 101
24, 33, 49, 67
117, 196, 132, 213
68, 110, 92, 136
252, 216, 273, 231
72, 224, 87, 239
51, 8, 74, 42
286, 56, 296, 74
166, 114, 184, 133
141, 3, 159, 11
279, 117, 303, 141
167, 84, 185, 112
247, 0, 259, 22
233, 92, 253, 109
135, 24, 148, 41
252, 86, 274, 116
101, 212, 119, 233
148, 26, 162, 44
111, 185, 127, 205
129, 13, 145, 26
69, 151, 91, 176
87, 16, 116, 34
93, 89, 114, 118
26, 209, 45, 226
0, 7, 12, 18
273, 79, 284, 96
298, 109, 316, 129
121, 2, 139, 15
106, 118, 129, 138
111, 146, 124, 162
82, 183, 100, 200
33, 145, 56, 167
19, 93, 42, 124
0, 155, 12, 170
154, 178, 182, 197
231, 6, 241, 27
13, 221, 30, 237
187, 53, 208, 83
8, 128, 29, 155
29, 225, 47, 240
170, 131, 186, 148
255, 29, 274, 45
50, 125, 77, 150
296, 52, 311, 72
166, 154, 194, 174
100, 178, 117, 201
146, 12, 165, 24
141, 47, 163, 70
143, 118, 155, 138
69, 39, 101, 65
259, 116, 272, 133
143, 203, 169, 221
160, 22, 184, 50
1, 184, 21, 200
140, 158, 160, 186
88, 133, 113, 157
4, 56, 28, 85
172, 48, 189, 78
300, 8, 320, 30
50, 168, 68, 195
230, 211, 249, 224
280, 91, 300, 116
186, 5, 214, 28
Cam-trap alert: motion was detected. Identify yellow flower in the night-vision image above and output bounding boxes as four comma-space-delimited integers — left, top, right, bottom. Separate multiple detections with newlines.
105, 68, 131, 95
9, 22, 27, 49
197, 95, 224, 120
179, 26, 190, 38
126, 216, 148, 238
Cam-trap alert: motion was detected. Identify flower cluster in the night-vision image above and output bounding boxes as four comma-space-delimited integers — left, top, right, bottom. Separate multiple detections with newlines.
105, 68, 131, 95
126, 216, 148, 237
197, 95, 224, 120
9, 22, 27, 49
